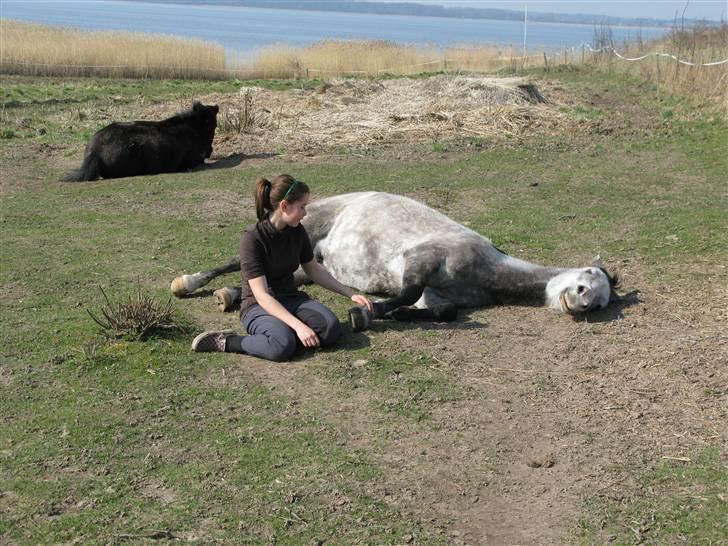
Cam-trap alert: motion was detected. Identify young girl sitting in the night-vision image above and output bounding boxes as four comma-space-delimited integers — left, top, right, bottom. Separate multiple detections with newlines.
191, 174, 373, 361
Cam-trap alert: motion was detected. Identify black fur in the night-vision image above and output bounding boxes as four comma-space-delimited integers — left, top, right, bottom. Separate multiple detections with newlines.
64, 101, 219, 181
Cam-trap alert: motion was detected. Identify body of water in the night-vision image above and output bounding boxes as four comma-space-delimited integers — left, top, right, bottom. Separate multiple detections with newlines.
2, 0, 667, 58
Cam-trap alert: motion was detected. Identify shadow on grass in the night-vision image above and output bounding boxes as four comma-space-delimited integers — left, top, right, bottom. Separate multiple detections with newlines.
204, 152, 279, 171
364, 314, 487, 334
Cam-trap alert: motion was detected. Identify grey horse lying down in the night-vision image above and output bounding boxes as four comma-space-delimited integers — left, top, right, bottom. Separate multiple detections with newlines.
171, 191, 619, 331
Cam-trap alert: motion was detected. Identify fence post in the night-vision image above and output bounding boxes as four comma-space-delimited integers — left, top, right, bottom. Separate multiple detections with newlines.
581, 44, 585, 65
655, 54, 660, 102
543, 52, 548, 71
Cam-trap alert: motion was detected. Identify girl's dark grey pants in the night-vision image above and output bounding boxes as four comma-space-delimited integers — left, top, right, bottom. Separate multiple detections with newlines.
226, 294, 342, 362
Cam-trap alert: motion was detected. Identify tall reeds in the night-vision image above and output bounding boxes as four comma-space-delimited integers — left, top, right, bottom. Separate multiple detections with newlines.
1, 20, 524, 80
236, 40, 522, 78
1, 20, 226, 79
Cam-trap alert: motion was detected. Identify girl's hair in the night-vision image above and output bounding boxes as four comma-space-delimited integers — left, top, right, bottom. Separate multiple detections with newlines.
254, 174, 310, 221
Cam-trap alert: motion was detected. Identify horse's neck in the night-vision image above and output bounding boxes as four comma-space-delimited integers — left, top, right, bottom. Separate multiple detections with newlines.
490, 254, 568, 304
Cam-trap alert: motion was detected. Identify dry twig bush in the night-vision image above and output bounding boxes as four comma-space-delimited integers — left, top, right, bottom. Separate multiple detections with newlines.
86, 282, 177, 341
217, 88, 269, 134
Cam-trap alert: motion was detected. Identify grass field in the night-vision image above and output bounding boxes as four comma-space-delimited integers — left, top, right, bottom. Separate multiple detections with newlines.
1, 67, 726, 544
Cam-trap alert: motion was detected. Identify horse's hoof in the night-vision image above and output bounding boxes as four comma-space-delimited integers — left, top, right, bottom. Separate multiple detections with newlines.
432, 303, 458, 322
214, 288, 234, 312
348, 306, 371, 332
170, 276, 189, 297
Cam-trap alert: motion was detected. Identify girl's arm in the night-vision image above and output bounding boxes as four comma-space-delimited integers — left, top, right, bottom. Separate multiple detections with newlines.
247, 276, 320, 347
301, 261, 374, 311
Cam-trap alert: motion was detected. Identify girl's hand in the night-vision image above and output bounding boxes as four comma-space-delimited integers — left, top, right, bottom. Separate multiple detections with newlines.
295, 324, 320, 348
351, 294, 374, 312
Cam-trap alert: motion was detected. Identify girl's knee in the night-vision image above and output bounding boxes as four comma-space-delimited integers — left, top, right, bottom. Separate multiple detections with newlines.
266, 334, 297, 362
297, 302, 341, 346
241, 330, 297, 362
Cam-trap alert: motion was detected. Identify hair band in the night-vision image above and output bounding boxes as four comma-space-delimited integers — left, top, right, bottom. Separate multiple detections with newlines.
282, 180, 300, 201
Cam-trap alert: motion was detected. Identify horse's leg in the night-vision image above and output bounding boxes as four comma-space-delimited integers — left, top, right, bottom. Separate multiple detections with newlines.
348, 250, 439, 331
213, 286, 242, 312
170, 256, 240, 296
390, 288, 458, 322
390, 304, 457, 322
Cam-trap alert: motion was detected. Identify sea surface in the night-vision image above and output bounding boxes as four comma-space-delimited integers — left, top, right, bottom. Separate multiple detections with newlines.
2, 0, 667, 59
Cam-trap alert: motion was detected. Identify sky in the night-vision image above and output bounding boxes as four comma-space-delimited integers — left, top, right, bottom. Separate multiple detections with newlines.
395, 1, 727, 21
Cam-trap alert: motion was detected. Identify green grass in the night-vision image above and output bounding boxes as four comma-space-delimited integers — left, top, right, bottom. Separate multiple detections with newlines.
1, 69, 725, 543
320, 350, 465, 423
0, 76, 322, 108
575, 448, 727, 545
1, 368, 421, 543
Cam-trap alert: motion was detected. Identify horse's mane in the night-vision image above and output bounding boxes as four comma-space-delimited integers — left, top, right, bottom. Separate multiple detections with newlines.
597, 267, 619, 289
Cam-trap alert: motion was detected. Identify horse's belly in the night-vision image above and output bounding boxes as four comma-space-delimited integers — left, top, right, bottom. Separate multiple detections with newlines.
320, 247, 404, 295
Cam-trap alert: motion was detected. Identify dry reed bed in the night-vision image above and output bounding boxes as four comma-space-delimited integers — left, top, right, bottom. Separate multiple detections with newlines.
1, 20, 226, 79
2, 20, 525, 79
243, 40, 521, 78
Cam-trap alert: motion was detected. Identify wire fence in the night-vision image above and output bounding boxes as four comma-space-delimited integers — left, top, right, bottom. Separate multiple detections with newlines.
579, 43, 728, 66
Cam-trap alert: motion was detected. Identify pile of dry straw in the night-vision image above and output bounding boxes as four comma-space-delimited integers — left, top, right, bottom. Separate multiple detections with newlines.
208, 74, 571, 157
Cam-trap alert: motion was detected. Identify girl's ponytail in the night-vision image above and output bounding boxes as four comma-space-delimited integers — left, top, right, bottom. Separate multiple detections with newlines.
255, 176, 272, 221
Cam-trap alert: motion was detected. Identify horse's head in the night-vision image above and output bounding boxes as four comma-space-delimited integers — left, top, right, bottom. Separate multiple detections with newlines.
547, 258, 620, 314
191, 101, 219, 156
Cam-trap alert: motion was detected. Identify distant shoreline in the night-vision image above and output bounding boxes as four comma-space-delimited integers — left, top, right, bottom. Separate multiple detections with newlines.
119, 0, 720, 28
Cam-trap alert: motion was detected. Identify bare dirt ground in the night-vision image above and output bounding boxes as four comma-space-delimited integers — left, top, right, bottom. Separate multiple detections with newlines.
7, 74, 726, 544
223, 275, 726, 544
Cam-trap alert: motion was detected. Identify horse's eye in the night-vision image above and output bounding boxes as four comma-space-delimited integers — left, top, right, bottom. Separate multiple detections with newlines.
586, 268, 593, 275
577, 285, 586, 294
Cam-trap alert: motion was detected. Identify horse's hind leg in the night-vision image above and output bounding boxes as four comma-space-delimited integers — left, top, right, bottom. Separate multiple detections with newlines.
213, 286, 242, 312
390, 288, 457, 322
170, 255, 240, 296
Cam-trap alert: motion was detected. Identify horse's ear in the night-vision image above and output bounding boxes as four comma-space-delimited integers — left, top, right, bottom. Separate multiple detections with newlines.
192, 100, 202, 110
211, 104, 219, 114
591, 254, 605, 269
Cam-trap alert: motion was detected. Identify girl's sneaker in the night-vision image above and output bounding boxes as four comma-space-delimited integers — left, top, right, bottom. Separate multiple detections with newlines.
191, 330, 236, 352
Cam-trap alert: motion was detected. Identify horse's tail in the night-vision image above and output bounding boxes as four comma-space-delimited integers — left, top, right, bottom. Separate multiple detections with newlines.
63, 153, 101, 181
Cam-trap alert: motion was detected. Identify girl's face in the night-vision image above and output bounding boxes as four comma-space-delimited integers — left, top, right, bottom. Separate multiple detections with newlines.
280, 193, 309, 226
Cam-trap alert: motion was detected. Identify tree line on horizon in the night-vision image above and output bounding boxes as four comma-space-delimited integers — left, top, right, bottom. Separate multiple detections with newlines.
121, 0, 721, 28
